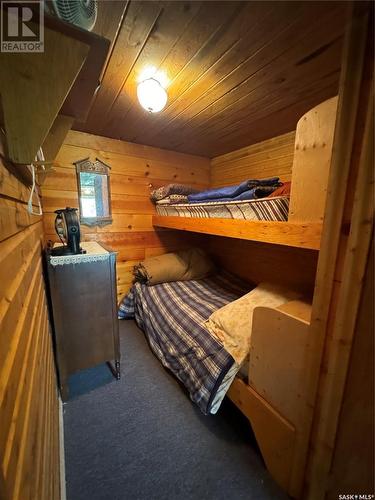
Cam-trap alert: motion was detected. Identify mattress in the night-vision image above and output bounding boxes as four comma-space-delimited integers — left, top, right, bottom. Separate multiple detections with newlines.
118, 273, 251, 415
156, 195, 289, 221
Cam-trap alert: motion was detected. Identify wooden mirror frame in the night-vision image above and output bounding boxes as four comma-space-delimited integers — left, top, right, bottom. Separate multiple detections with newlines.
74, 157, 113, 226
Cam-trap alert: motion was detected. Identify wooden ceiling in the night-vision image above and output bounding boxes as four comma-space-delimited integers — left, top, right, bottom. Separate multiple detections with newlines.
74, 1, 348, 158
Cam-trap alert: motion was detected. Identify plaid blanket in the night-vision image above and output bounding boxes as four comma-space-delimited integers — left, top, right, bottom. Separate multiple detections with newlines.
118, 273, 251, 414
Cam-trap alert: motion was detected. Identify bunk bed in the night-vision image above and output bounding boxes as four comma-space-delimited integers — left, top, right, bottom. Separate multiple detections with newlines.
145, 97, 338, 497
152, 97, 338, 255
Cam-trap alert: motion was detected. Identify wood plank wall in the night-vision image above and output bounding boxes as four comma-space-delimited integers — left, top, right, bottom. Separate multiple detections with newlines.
41, 131, 210, 300
208, 236, 318, 295
0, 159, 60, 500
208, 131, 318, 293
326, 242, 374, 497
210, 131, 295, 187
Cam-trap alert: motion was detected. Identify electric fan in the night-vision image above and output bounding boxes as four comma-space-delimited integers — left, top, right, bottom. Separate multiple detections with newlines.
48, 0, 98, 32
51, 208, 85, 256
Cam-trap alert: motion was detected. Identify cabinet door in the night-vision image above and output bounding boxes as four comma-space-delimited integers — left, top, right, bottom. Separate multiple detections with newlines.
49, 258, 116, 376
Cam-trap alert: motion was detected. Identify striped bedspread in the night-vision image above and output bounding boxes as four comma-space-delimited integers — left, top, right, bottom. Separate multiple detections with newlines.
156, 195, 289, 221
118, 273, 251, 414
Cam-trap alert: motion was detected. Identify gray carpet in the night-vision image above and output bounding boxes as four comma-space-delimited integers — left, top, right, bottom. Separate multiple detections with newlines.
63, 320, 287, 500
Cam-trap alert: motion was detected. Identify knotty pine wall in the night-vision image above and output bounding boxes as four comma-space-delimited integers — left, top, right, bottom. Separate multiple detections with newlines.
208, 131, 318, 293
0, 159, 60, 499
210, 131, 295, 187
41, 131, 209, 300
326, 244, 374, 497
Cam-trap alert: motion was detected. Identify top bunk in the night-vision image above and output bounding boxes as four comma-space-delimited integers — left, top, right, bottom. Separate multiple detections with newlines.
153, 96, 338, 251
153, 216, 322, 251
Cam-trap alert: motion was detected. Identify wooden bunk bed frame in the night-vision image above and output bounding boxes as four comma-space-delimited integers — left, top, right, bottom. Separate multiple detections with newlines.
153, 217, 322, 250
154, 94, 337, 498
152, 4, 373, 497
153, 94, 337, 253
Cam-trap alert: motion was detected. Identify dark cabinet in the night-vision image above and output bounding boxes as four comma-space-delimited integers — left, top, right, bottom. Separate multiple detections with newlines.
46, 242, 120, 400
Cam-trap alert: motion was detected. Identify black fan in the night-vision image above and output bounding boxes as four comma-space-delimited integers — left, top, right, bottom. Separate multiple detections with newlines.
51, 208, 85, 256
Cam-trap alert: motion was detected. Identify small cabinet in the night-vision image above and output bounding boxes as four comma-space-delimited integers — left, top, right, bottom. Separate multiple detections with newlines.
46, 242, 120, 400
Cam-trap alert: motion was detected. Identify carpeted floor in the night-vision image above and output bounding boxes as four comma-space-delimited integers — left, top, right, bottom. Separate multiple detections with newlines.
63, 320, 288, 500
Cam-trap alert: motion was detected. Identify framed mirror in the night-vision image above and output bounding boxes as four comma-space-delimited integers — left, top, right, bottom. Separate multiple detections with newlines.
75, 158, 112, 226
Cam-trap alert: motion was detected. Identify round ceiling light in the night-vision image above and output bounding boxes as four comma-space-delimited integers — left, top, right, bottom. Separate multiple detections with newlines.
137, 78, 168, 113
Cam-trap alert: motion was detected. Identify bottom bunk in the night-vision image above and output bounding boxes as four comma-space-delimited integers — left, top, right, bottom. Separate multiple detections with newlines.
119, 271, 251, 414
118, 261, 313, 498
227, 300, 313, 498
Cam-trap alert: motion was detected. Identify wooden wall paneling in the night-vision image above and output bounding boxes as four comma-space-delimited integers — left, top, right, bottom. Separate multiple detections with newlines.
0, 220, 41, 279
41, 131, 210, 299
0, 153, 60, 500
58, 145, 210, 185
31, 310, 51, 499
43, 155, 208, 195
211, 132, 295, 187
326, 243, 374, 497
1, 264, 43, 468
0, 198, 42, 241
43, 330, 54, 500
208, 236, 318, 294
0, 162, 37, 204
0, 248, 44, 482
300, 3, 373, 497
0, 240, 41, 369
0, 469, 6, 500
64, 130, 210, 170
11, 302, 46, 499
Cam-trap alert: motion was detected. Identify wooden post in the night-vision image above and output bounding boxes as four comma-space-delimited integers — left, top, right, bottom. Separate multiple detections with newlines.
303, 2, 374, 497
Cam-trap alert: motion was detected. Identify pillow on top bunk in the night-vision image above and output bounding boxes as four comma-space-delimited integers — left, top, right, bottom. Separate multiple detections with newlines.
133, 248, 214, 286
150, 184, 199, 202
203, 283, 300, 365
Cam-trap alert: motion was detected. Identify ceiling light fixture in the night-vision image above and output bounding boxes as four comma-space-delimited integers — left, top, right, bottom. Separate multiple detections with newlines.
137, 77, 168, 113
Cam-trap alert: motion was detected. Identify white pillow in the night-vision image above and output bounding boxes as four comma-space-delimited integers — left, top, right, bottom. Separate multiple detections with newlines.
204, 282, 300, 365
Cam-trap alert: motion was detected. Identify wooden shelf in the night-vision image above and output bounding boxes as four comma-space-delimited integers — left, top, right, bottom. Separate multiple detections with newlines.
0, 11, 110, 166
153, 216, 322, 250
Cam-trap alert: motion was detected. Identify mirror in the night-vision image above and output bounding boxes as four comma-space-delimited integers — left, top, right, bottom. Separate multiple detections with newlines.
75, 158, 112, 226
